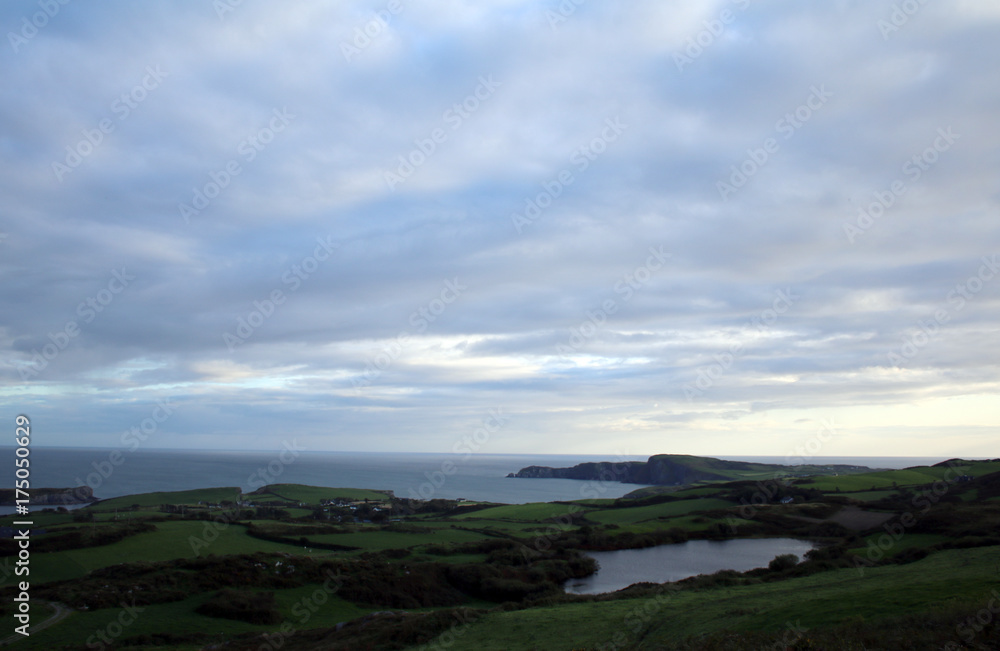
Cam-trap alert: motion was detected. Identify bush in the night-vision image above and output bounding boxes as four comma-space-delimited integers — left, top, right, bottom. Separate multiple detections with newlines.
195, 589, 281, 624
768, 553, 799, 572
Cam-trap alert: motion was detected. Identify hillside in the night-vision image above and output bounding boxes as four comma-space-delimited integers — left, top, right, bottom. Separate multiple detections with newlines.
4, 460, 1000, 649
507, 453, 873, 486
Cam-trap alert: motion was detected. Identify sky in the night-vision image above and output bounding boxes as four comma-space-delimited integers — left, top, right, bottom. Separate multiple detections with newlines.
1, 1, 999, 459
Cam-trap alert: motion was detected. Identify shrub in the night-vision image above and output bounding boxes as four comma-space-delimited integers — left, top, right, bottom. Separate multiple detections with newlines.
768, 553, 799, 572
195, 589, 281, 624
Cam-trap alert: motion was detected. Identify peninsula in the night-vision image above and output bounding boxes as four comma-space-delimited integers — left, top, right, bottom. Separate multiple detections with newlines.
507, 454, 874, 487
0, 486, 97, 506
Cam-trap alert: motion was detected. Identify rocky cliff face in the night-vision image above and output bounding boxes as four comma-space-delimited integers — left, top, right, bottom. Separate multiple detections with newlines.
0, 486, 96, 506
508, 462, 647, 482
508, 454, 873, 487
35, 486, 96, 504
509, 455, 749, 486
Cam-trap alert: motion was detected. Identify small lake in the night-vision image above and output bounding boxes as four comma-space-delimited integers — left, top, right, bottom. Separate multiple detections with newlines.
565, 538, 816, 594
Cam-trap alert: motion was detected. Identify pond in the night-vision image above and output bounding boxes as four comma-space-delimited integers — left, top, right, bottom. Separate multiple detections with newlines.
565, 538, 816, 594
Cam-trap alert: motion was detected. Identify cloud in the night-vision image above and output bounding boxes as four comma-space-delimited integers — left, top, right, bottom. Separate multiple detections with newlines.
1, 0, 998, 457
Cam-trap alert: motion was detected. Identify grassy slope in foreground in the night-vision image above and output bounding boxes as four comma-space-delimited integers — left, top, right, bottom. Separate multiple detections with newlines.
418, 545, 1000, 650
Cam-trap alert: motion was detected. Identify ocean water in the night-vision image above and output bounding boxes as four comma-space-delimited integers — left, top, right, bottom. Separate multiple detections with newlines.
0, 448, 954, 507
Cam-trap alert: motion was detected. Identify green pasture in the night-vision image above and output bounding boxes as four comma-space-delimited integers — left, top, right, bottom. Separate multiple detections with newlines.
828, 489, 897, 501
14, 583, 379, 651
439, 519, 559, 533
310, 527, 495, 552
91, 487, 242, 510
7, 521, 318, 587
452, 502, 582, 522
602, 514, 751, 537
584, 498, 735, 526
849, 533, 952, 557
252, 484, 391, 504
416, 545, 1000, 650
801, 461, 997, 493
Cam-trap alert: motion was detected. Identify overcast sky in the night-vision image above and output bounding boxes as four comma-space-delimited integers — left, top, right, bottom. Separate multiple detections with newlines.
2, 1, 998, 458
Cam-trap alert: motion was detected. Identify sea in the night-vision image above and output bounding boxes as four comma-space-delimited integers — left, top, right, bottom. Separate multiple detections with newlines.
0, 448, 954, 511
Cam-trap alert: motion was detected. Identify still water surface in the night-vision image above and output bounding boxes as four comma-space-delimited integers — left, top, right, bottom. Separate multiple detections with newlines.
565, 538, 816, 594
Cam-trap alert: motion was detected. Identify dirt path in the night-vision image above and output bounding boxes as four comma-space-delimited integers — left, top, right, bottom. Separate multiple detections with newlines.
0, 601, 72, 646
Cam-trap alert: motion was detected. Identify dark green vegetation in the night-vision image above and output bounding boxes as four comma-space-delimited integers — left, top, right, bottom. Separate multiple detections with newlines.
1, 461, 999, 650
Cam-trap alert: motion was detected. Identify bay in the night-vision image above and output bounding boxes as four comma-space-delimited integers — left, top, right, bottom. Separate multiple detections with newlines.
0, 448, 953, 512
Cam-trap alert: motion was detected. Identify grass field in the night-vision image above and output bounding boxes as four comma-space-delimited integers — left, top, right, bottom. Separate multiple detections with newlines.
0, 509, 76, 528
416, 545, 1000, 650
310, 527, 495, 551
827, 489, 897, 501
849, 532, 953, 557
2, 521, 318, 587
92, 487, 242, 510
252, 484, 391, 504
610, 514, 753, 536
584, 498, 735, 525
453, 502, 582, 522
801, 461, 999, 492
670, 486, 734, 498
430, 519, 557, 533
15, 584, 380, 651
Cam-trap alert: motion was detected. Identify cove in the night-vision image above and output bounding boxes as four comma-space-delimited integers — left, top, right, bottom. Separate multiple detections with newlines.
565, 538, 816, 594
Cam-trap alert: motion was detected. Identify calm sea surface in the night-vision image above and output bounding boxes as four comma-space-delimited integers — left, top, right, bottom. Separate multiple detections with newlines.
0, 448, 951, 506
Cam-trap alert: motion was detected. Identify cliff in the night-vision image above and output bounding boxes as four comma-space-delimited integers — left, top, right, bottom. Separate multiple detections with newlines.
0, 486, 97, 506
507, 454, 870, 486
